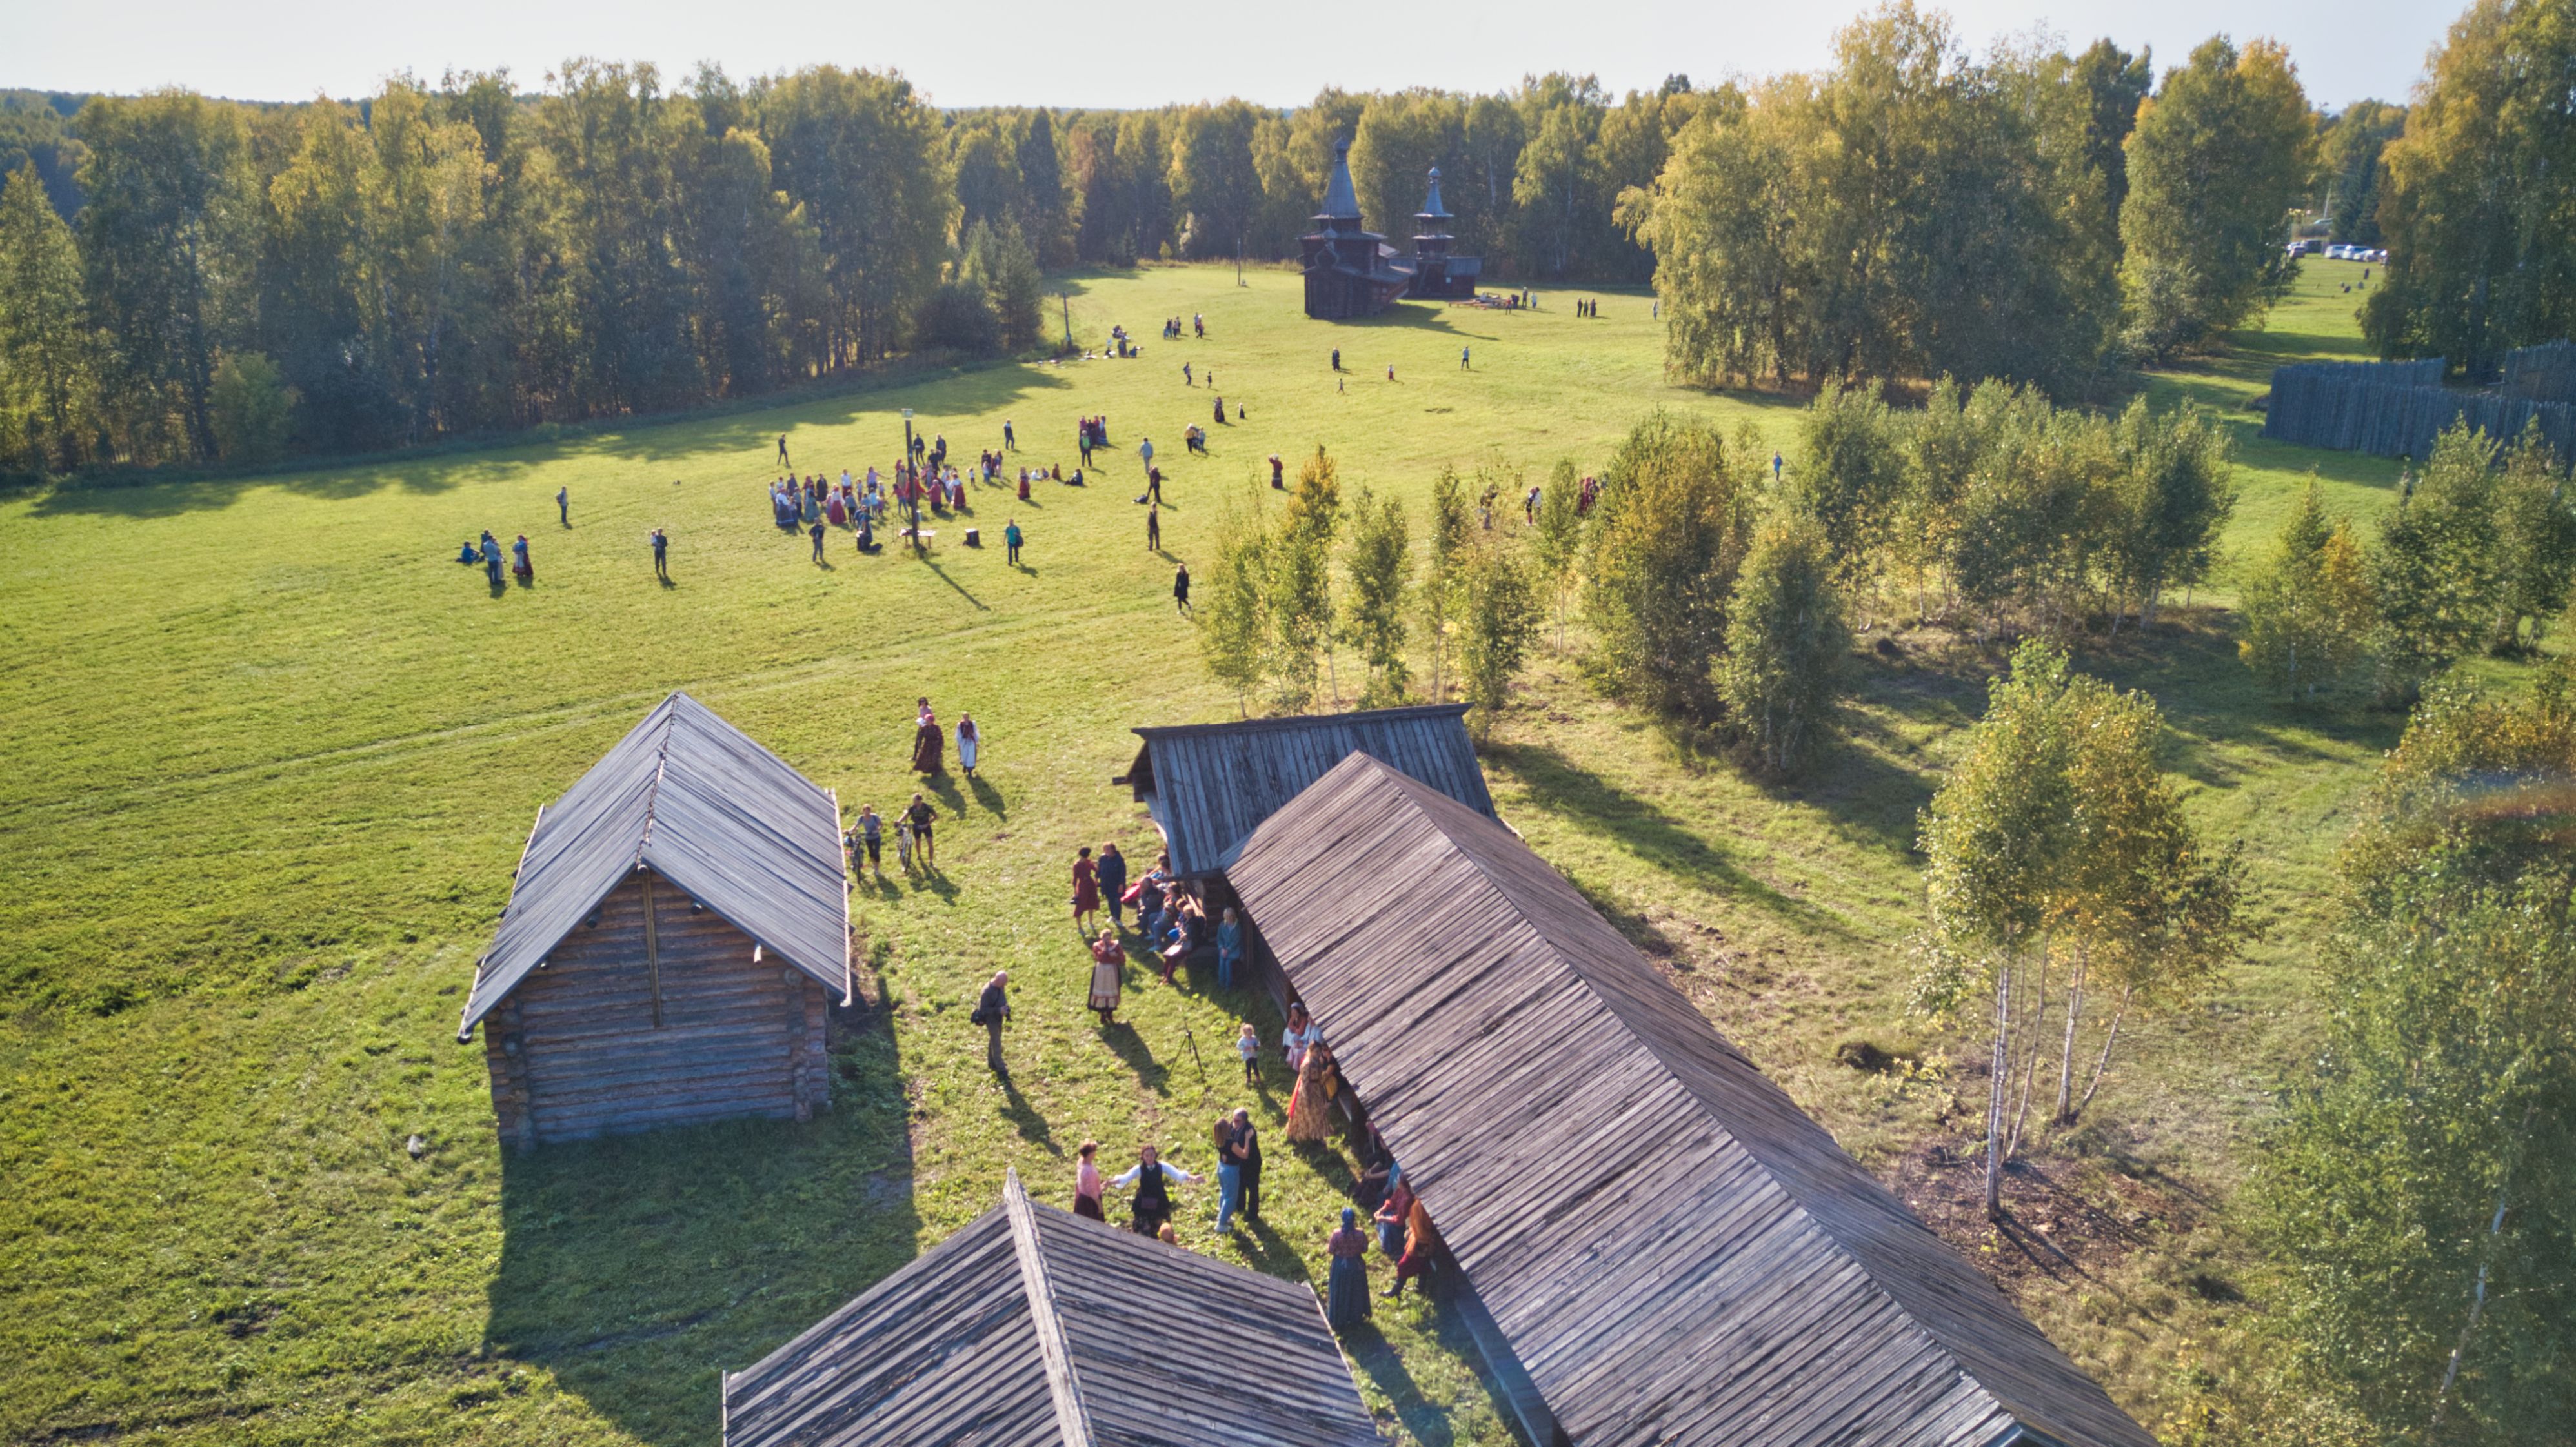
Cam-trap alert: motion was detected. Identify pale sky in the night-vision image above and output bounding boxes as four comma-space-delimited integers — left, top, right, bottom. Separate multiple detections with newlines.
6, 0, 2451, 115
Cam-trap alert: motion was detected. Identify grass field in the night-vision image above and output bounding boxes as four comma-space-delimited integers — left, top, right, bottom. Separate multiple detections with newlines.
0, 257, 2484, 1446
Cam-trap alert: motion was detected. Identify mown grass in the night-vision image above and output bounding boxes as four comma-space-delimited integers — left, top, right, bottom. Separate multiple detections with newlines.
0, 259, 2488, 1446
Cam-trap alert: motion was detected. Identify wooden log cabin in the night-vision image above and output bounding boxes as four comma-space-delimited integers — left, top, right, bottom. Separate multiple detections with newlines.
1115, 703, 1498, 1007
457, 693, 851, 1147
1225, 753, 2161, 1447
721, 1170, 1378, 1447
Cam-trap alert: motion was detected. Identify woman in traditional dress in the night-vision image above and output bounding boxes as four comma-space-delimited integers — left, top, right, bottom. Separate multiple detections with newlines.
1325, 1207, 1373, 1328
1285, 1039, 1331, 1144
1071, 847, 1101, 934
911, 703, 943, 774
1072, 1141, 1106, 1220
1087, 929, 1125, 1026
956, 713, 980, 779
1281, 1003, 1320, 1072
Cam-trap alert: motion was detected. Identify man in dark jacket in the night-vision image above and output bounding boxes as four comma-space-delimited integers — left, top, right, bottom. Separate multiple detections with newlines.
1097, 844, 1128, 928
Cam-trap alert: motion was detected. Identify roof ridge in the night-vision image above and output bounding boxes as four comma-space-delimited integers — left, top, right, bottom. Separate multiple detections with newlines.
1347, 760, 2008, 1432
630, 703, 679, 869
1003, 1170, 1096, 1447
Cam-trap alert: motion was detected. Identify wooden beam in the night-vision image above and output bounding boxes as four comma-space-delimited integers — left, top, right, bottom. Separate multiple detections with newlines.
1002, 1169, 1094, 1447
641, 871, 663, 1029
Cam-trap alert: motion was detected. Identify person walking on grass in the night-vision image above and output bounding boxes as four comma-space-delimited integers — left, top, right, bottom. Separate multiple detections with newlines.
810, 518, 827, 563
893, 811, 915, 873
650, 527, 669, 580
776, 433, 790, 467
557, 486, 569, 527
1088, 929, 1125, 1026
974, 970, 1011, 1073
905, 793, 937, 867
1003, 418, 1016, 451
854, 804, 884, 879
1111, 1145, 1197, 1239
1005, 518, 1023, 565
1097, 842, 1128, 929
1072, 845, 1101, 934
1173, 561, 1191, 614
1138, 435, 1154, 472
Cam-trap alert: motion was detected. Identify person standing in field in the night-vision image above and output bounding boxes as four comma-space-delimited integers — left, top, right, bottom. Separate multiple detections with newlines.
556, 486, 569, 526
650, 527, 669, 580
776, 434, 790, 467
1146, 503, 1161, 552
974, 970, 1011, 1073
1110, 1145, 1196, 1238
1138, 435, 1154, 472
956, 713, 980, 780
1325, 1208, 1372, 1328
512, 534, 534, 583
1072, 1141, 1106, 1220
854, 804, 883, 879
1236, 1022, 1260, 1085
1286, 1040, 1332, 1144
1097, 842, 1128, 928
1383, 1194, 1443, 1299
1233, 1106, 1263, 1222
1072, 846, 1101, 934
1088, 927, 1125, 1025
1005, 518, 1023, 563
1003, 418, 1016, 450
1216, 906, 1242, 990
1461, 345, 1470, 370
905, 793, 937, 867
810, 518, 826, 563
1173, 562, 1191, 614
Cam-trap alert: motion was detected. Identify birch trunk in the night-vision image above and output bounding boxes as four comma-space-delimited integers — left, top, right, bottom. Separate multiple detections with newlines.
2054, 947, 2088, 1125
1986, 953, 2012, 1220
2076, 986, 2133, 1117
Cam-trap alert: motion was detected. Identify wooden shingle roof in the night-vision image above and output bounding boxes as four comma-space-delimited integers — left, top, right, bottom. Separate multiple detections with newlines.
721, 1171, 1379, 1447
459, 693, 850, 1037
1225, 754, 2159, 1447
1119, 704, 1493, 878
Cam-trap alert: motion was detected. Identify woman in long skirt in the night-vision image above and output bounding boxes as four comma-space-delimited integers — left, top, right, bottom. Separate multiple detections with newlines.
1087, 930, 1125, 1026
1073, 1141, 1106, 1221
1071, 847, 1101, 934
1325, 1207, 1372, 1329
1285, 1042, 1331, 1144
956, 713, 980, 779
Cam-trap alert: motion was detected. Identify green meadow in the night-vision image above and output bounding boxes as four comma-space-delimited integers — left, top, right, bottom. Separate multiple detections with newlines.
0, 258, 2450, 1445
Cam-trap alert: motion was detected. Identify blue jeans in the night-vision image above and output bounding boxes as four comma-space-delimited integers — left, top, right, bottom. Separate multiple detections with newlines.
1218, 947, 1238, 990
1217, 1163, 1243, 1232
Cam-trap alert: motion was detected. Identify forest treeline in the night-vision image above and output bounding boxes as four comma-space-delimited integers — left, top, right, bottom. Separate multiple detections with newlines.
0, 0, 2564, 474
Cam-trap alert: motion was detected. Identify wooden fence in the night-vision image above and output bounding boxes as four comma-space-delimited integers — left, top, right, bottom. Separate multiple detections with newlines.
2264, 356, 2576, 461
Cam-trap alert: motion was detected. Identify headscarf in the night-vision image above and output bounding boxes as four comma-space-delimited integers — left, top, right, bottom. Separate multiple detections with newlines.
1341, 1207, 1357, 1228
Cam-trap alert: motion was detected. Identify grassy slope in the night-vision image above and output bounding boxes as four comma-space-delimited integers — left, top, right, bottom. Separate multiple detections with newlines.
0, 259, 2450, 1446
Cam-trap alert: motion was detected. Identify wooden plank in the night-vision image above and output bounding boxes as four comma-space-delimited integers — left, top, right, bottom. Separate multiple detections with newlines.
1003, 1170, 1095, 1447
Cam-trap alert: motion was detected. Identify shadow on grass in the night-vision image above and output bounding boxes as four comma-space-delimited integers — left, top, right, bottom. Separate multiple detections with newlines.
1340, 1322, 1459, 1447
1100, 1019, 1171, 1094
484, 1012, 916, 1447
1488, 739, 1855, 938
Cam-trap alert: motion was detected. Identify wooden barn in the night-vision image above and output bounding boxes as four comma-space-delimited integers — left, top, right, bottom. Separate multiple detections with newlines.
721, 1170, 1378, 1447
1115, 702, 1494, 881
1300, 141, 1417, 321
1225, 753, 2161, 1447
456, 693, 850, 1147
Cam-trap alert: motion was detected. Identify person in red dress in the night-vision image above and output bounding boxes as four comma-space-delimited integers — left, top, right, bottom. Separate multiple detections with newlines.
1072, 846, 1101, 933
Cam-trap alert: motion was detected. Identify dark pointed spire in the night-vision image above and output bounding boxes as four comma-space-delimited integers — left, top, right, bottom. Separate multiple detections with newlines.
1318, 139, 1360, 221
1420, 166, 1451, 223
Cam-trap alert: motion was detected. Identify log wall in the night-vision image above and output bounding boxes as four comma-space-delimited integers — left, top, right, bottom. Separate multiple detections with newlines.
482, 868, 831, 1145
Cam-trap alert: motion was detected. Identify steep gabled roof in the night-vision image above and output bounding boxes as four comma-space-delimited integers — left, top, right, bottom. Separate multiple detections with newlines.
1225, 754, 2160, 1447
721, 1172, 1378, 1447
460, 693, 849, 1035
1118, 704, 1494, 878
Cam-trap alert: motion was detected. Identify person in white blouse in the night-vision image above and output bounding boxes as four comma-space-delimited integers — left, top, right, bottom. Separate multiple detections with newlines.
1108, 1144, 1198, 1238
1282, 1003, 1323, 1071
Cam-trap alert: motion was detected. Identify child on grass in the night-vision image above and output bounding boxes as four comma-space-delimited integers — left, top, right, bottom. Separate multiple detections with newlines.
1236, 1022, 1260, 1085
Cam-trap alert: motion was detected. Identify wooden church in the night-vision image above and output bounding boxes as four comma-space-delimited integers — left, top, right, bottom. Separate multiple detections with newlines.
456, 693, 851, 1147
1301, 148, 1485, 319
